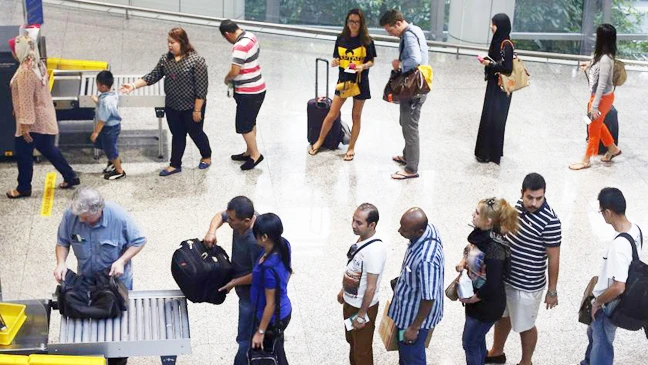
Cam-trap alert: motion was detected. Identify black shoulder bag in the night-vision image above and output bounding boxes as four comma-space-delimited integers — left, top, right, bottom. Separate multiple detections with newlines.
248, 266, 282, 365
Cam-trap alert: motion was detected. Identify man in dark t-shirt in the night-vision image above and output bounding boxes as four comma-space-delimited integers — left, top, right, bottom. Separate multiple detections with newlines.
205, 196, 262, 365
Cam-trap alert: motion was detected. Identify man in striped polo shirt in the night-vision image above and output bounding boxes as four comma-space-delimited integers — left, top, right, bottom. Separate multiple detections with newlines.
487, 173, 561, 365
389, 208, 444, 365
220, 20, 267, 170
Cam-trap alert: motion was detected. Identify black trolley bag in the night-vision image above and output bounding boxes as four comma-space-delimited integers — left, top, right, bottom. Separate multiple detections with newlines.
171, 238, 234, 304
585, 106, 619, 155
307, 57, 343, 150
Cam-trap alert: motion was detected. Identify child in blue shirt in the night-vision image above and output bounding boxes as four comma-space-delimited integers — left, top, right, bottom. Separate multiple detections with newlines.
90, 71, 125, 180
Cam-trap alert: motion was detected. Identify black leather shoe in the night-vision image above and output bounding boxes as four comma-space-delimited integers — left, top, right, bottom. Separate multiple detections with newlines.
475, 156, 490, 163
231, 152, 251, 161
241, 155, 264, 170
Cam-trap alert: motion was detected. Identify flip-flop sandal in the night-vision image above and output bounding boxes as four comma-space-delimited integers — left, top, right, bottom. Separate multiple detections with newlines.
6, 189, 31, 199
198, 161, 211, 169
391, 171, 420, 180
601, 150, 622, 162
392, 156, 407, 165
569, 162, 591, 170
59, 177, 81, 189
343, 152, 355, 161
308, 146, 319, 156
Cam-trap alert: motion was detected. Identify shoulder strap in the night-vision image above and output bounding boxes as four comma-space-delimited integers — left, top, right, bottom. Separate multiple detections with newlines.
347, 239, 382, 264
617, 232, 640, 261
500, 39, 514, 51
399, 29, 422, 61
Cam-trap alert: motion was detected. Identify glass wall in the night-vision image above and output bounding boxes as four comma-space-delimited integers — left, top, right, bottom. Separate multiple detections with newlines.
101, 0, 648, 60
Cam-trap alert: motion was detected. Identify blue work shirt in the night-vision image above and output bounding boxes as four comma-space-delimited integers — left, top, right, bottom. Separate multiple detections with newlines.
399, 24, 429, 73
57, 201, 146, 289
97, 91, 122, 127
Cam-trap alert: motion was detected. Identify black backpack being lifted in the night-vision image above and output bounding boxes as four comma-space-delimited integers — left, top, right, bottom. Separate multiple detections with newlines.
609, 228, 648, 331
171, 238, 234, 304
57, 270, 128, 319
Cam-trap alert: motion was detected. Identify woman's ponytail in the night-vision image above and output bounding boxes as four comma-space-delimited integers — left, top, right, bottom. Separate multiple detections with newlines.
497, 198, 519, 234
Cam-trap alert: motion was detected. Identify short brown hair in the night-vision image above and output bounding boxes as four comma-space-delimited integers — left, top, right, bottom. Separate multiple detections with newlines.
379, 9, 404, 27
168, 27, 195, 55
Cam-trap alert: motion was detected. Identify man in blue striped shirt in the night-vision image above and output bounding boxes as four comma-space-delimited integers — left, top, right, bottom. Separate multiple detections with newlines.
389, 208, 444, 365
487, 173, 561, 365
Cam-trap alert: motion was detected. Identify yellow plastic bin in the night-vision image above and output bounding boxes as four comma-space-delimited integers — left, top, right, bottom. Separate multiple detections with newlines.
0, 354, 29, 365
29, 355, 106, 365
0, 303, 27, 346
46, 58, 108, 71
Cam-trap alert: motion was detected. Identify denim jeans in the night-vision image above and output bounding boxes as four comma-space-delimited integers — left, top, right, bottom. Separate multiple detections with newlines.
235, 289, 254, 365
462, 316, 495, 365
397, 327, 430, 365
580, 307, 617, 365
14, 133, 77, 193
94, 124, 121, 161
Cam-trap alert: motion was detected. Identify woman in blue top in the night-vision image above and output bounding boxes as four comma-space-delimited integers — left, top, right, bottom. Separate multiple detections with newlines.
250, 213, 293, 364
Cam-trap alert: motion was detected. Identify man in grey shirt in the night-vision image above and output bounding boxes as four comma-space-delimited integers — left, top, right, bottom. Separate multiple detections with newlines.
204, 196, 262, 365
380, 9, 429, 180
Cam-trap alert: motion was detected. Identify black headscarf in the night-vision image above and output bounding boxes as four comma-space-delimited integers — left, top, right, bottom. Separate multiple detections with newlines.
488, 13, 512, 61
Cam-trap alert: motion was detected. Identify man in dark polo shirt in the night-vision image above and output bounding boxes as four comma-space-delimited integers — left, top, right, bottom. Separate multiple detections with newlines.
486, 173, 562, 365
204, 196, 261, 365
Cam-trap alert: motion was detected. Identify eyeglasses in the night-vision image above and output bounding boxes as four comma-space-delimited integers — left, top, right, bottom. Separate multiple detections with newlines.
347, 20, 361, 25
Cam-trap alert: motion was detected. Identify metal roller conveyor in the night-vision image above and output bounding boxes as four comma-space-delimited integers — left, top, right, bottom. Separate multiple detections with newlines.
49, 290, 191, 365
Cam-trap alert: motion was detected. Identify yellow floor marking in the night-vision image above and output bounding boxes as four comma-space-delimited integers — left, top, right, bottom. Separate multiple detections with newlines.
40, 172, 57, 217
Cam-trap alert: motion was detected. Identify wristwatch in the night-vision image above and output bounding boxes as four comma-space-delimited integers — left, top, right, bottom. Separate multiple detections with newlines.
547, 290, 558, 297
355, 316, 366, 324
257, 329, 265, 335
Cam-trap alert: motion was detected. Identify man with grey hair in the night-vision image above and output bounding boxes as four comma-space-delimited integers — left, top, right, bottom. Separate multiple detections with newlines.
54, 186, 146, 290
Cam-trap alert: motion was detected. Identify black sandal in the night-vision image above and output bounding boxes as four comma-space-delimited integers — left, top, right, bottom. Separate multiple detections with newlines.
6, 189, 31, 199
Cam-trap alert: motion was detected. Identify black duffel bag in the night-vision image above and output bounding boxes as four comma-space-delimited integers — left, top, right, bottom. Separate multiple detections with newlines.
171, 238, 234, 304
57, 270, 128, 319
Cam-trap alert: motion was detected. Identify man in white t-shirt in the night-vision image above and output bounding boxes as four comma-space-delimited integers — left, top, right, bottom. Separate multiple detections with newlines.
338, 203, 387, 365
581, 187, 643, 365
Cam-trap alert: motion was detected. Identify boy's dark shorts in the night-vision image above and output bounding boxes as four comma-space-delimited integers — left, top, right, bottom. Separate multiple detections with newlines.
94, 124, 121, 161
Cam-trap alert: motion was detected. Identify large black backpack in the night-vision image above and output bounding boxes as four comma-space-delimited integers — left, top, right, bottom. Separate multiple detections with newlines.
609, 228, 648, 331
57, 270, 128, 319
171, 238, 234, 304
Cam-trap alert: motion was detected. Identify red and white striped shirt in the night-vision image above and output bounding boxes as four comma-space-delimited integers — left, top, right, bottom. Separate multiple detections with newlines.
232, 31, 266, 95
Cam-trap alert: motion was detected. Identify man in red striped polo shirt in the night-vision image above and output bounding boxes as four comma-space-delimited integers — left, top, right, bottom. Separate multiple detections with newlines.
220, 20, 267, 170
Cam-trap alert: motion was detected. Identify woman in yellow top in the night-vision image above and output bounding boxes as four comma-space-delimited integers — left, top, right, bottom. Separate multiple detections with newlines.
309, 8, 377, 161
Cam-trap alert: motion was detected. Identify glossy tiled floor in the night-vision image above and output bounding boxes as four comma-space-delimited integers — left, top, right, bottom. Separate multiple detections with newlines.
2, 1, 648, 364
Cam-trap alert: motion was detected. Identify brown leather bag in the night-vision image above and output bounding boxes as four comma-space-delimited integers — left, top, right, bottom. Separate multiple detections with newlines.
383, 68, 430, 103
579, 276, 598, 325
445, 273, 461, 301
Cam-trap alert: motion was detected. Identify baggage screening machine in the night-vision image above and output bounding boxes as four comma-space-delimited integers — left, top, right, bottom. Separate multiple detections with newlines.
0, 277, 192, 364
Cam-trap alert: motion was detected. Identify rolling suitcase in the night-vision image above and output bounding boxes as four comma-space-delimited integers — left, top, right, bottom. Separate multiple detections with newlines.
307, 57, 343, 150
171, 238, 234, 304
585, 106, 619, 155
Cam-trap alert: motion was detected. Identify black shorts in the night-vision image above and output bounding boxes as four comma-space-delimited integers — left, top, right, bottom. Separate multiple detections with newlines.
334, 80, 371, 100
234, 91, 266, 134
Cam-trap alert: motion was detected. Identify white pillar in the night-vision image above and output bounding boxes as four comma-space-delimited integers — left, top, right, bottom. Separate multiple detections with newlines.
447, 0, 516, 46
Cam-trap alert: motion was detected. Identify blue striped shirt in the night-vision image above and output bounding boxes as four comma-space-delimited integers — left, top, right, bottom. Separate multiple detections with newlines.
389, 224, 444, 329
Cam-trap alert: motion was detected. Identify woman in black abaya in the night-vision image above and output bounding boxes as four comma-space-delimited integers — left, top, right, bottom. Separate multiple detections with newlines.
474, 13, 514, 164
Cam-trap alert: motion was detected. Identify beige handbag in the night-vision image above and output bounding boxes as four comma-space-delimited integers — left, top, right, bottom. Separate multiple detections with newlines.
497, 40, 530, 96
445, 273, 461, 301
379, 299, 435, 351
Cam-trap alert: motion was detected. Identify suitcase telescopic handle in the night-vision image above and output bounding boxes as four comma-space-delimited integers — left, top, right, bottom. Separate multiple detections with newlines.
315, 57, 329, 100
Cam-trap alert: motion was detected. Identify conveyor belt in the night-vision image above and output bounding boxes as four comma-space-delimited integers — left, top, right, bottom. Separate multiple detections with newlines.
79, 75, 165, 109
49, 290, 191, 362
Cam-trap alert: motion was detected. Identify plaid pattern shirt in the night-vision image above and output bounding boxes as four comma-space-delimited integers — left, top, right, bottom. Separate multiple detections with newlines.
142, 51, 208, 111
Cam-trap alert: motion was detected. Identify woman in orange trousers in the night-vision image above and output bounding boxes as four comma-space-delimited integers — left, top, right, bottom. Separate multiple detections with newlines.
570, 24, 622, 170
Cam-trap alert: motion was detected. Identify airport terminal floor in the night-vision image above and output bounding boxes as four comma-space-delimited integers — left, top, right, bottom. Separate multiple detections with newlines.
2, 0, 648, 364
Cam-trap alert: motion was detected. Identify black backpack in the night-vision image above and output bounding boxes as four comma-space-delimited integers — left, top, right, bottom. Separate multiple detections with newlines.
57, 270, 128, 319
609, 228, 648, 331
171, 238, 234, 304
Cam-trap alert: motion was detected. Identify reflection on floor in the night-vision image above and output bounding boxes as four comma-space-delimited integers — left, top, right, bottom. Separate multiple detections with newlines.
2, 1, 648, 364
